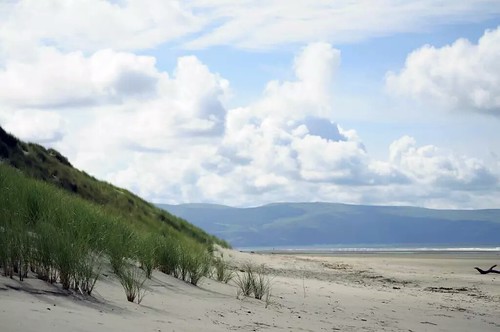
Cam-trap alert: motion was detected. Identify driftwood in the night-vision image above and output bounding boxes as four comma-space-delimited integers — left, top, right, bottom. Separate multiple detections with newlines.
474, 264, 500, 274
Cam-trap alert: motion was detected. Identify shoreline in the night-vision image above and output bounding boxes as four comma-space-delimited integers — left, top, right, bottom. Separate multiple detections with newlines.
238, 245, 500, 256
250, 250, 500, 258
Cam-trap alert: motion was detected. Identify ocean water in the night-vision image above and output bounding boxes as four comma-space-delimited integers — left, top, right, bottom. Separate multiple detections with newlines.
238, 244, 500, 254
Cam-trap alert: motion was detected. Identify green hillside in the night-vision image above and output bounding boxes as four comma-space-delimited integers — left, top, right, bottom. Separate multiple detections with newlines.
0, 126, 229, 248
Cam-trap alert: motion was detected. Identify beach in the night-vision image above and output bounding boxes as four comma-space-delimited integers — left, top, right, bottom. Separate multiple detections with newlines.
1, 249, 499, 331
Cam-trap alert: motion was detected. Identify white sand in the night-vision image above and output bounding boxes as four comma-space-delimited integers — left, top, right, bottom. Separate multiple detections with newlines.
1, 250, 499, 331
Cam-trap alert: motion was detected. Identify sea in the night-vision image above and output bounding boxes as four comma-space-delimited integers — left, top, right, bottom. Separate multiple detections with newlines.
237, 243, 500, 254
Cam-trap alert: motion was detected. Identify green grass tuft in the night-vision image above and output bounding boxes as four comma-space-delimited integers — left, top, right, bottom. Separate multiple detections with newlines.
212, 256, 235, 283
234, 263, 272, 300
117, 264, 147, 304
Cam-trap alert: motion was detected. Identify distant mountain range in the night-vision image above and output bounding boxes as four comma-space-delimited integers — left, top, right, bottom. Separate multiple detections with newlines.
158, 202, 500, 248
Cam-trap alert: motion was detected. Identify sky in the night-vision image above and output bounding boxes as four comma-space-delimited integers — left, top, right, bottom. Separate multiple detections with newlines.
1, 0, 500, 209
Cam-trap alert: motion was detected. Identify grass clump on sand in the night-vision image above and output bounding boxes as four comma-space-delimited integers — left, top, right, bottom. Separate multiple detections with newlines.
0, 171, 111, 295
0, 220, 31, 281
137, 234, 161, 279
117, 264, 147, 304
212, 255, 235, 284
184, 242, 211, 286
235, 263, 272, 301
0, 163, 221, 300
156, 236, 212, 286
157, 235, 181, 276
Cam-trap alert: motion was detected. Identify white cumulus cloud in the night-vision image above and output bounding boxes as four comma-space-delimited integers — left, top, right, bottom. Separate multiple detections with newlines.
390, 136, 498, 189
0, 47, 161, 108
219, 44, 407, 191
386, 26, 500, 115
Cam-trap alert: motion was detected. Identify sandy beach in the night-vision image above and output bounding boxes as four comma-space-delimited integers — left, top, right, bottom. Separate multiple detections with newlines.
1, 249, 499, 332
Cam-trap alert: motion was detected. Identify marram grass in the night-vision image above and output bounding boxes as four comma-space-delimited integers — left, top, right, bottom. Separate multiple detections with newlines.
0, 164, 220, 301
234, 262, 272, 301
212, 255, 235, 284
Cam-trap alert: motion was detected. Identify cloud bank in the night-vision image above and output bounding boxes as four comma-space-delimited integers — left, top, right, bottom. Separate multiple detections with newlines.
2, 42, 497, 208
1, 2, 499, 208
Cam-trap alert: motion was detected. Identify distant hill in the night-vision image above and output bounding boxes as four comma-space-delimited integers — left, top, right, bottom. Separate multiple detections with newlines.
0, 126, 229, 247
157, 202, 500, 248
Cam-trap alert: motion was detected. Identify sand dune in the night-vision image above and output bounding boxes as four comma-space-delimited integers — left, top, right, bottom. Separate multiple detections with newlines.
1, 250, 499, 331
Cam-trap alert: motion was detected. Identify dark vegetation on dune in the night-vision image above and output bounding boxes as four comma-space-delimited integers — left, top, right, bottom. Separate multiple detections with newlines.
0, 126, 234, 303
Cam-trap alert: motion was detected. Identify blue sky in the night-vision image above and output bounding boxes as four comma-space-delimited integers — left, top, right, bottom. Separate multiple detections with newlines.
147, 17, 500, 105
0, 1, 500, 208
